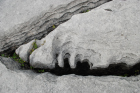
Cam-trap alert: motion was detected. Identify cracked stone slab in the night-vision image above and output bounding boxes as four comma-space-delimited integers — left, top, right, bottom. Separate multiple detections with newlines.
16, 0, 140, 69
0, 0, 111, 54
0, 60, 140, 93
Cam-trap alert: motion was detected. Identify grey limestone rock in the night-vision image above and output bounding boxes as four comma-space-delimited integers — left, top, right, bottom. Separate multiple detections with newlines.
1, 0, 140, 93
0, 56, 21, 70
0, 60, 140, 93
0, 0, 111, 54
21, 0, 140, 69
16, 39, 35, 62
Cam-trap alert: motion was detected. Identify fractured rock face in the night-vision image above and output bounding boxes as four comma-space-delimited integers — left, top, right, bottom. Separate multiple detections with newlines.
0, 0, 111, 54
16, 0, 140, 69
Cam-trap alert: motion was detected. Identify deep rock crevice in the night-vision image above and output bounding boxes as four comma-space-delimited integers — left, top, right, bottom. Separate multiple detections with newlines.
2, 54, 139, 77
32, 57, 140, 77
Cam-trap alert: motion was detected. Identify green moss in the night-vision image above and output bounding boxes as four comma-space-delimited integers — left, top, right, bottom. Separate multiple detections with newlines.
11, 53, 18, 61
1, 54, 5, 57
38, 69, 45, 73
0, 52, 46, 73
0, 52, 26, 67
52, 25, 56, 29
86, 10, 89, 12
30, 40, 38, 54
81, 9, 90, 13
21, 63, 24, 67
0, 52, 25, 65
1, 54, 10, 57
11, 53, 25, 64
30, 66, 34, 69
33, 41, 38, 49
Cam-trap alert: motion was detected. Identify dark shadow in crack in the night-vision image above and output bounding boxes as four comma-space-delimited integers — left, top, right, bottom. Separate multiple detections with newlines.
1, 55, 140, 77
33, 59, 140, 77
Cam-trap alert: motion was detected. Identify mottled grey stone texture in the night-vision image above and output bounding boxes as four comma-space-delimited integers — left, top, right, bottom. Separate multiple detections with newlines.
0, 56, 21, 70
0, 60, 140, 93
16, 0, 140, 69
0, 0, 110, 54
1, 0, 140, 93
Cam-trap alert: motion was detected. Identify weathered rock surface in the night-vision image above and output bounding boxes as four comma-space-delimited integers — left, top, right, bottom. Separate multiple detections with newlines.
2, 0, 140, 92
0, 56, 21, 70
16, 39, 35, 62
0, 0, 111, 54
18, 0, 140, 69
0, 59, 140, 93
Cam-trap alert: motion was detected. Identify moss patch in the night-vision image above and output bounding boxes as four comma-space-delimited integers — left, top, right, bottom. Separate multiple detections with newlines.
52, 25, 56, 29
11, 53, 25, 66
38, 69, 45, 73
30, 40, 38, 55
81, 9, 90, 13
1, 53, 25, 67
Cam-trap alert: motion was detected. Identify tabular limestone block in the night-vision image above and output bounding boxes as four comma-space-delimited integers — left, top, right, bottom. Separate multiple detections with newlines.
17, 0, 140, 69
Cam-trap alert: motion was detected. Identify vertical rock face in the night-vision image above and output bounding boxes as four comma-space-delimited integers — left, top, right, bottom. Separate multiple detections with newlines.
16, 0, 140, 70
0, 0, 111, 54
